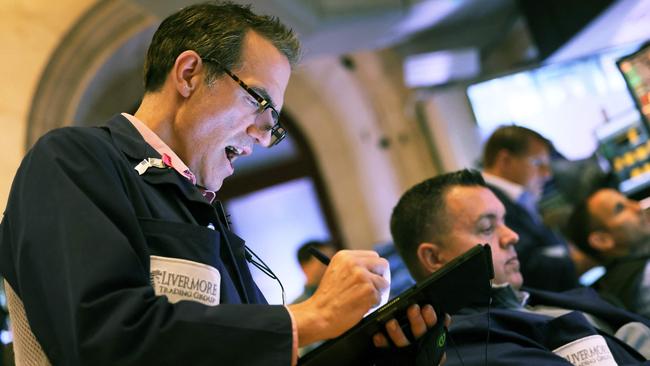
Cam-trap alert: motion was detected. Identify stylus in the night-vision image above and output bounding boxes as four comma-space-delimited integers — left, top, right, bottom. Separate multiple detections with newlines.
307, 246, 331, 265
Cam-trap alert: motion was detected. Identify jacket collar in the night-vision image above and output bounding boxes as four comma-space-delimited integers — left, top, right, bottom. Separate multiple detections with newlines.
490, 284, 530, 309
482, 172, 526, 203
101, 114, 155, 158
101, 114, 212, 207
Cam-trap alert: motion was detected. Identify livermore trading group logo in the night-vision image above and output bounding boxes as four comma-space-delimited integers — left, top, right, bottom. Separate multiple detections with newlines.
149, 256, 222, 306
554, 335, 616, 366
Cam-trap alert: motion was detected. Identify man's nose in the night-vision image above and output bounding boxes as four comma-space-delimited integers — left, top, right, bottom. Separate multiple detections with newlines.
539, 163, 552, 180
248, 120, 272, 147
499, 224, 519, 248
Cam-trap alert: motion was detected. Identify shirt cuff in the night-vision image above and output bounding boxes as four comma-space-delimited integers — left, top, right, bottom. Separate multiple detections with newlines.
285, 305, 299, 366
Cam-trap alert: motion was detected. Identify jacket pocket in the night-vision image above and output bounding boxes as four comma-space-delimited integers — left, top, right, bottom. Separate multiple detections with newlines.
137, 217, 221, 265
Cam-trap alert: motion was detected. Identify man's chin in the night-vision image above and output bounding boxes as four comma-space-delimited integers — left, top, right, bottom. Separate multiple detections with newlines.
510, 276, 524, 290
494, 273, 523, 290
201, 176, 225, 192
631, 235, 650, 255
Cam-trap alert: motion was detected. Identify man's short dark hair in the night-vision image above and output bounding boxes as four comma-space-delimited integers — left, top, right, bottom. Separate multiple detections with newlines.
566, 193, 605, 261
390, 169, 486, 280
297, 241, 334, 265
482, 125, 551, 168
144, 1, 302, 92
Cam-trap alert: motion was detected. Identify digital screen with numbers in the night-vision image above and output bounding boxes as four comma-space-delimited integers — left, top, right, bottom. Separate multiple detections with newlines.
596, 109, 650, 195
618, 42, 650, 128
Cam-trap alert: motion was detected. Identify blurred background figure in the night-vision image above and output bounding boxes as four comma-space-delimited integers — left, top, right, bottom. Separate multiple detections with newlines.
292, 240, 338, 304
481, 125, 579, 291
567, 188, 650, 317
540, 154, 616, 277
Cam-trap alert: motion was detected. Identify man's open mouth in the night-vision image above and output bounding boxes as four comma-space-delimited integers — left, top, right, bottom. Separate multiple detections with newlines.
225, 145, 242, 164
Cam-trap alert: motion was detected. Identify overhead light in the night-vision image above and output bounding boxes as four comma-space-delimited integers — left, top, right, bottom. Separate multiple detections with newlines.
403, 48, 480, 87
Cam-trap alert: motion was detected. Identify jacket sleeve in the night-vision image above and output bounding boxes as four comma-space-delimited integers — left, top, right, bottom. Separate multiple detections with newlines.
0, 129, 293, 365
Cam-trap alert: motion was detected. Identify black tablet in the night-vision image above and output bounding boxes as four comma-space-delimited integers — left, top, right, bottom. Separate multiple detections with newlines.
298, 244, 494, 366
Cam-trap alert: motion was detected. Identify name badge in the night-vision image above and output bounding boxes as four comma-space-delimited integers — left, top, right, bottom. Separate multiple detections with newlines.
149, 255, 221, 306
553, 335, 617, 366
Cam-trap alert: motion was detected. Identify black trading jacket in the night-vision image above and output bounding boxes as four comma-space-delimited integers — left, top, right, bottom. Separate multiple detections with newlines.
0, 115, 293, 365
593, 255, 650, 315
443, 287, 650, 365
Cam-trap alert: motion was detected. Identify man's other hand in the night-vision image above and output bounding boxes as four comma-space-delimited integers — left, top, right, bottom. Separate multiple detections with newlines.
371, 304, 442, 347
372, 306, 450, 365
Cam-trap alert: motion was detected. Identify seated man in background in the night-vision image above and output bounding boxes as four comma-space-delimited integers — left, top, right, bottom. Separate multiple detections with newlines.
567, 188, 650, 318
292, 240, 337, 304
481, 125, 579, 291
391, 169, 650, 365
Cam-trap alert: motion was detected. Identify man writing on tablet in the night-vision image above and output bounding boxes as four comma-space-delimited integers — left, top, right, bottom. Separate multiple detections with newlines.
0, 2, 437, 365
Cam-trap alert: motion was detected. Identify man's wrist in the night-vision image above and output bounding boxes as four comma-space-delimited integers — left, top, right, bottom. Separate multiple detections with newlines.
288, 300, 331, 346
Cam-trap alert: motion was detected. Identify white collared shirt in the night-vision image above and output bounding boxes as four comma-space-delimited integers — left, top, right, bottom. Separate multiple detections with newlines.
482, 172, 525, 203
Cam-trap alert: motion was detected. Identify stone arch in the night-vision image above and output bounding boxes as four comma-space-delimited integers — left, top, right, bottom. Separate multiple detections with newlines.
24, 1, 436, 249
26, 0, 157, 148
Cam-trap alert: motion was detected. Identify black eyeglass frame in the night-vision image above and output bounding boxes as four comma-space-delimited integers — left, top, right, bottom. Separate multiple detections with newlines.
201, 56, 286, 147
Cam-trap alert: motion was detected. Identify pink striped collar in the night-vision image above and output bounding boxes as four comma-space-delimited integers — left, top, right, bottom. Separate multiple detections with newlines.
122, 113, 216, 203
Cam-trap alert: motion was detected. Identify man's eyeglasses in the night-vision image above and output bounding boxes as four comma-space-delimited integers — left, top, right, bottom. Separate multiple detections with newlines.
201, 56, 286, 147
528, 156, 551, 169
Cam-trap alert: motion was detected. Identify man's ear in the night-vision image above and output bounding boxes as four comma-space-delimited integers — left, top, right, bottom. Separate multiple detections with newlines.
588, 231, 615, 253
417, 242, 444, 274
495, 149, 515, 168
171, 50, 203, 98
487, 149, 513, 176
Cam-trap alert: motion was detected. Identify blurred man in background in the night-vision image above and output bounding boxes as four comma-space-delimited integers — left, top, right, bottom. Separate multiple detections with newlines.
292, 240, 337, 304
567, 188, 650, 318
481, 125, 578, 291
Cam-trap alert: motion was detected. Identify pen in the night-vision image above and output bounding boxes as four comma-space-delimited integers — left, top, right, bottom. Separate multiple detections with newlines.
307, 246, 331, 265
